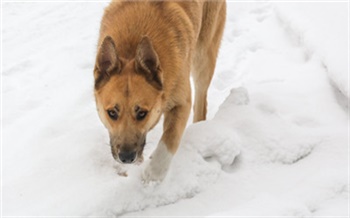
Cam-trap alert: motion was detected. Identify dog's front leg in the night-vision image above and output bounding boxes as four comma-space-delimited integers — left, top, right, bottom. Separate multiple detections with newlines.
142, 100, 191, 183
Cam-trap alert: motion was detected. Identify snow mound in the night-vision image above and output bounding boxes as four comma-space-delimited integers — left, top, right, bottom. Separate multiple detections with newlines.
215, 88, 317, 165
182, 117, 241, 167
101, 86, 319, 215
91, 98, 243, 215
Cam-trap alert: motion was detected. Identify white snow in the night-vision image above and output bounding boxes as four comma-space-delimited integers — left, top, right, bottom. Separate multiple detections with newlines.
1, 1, 349, 217
274, 2, 349, 99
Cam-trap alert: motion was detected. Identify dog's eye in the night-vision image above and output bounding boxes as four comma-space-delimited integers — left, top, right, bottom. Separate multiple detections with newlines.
136, 111, 148, 121
107, 109, 118, 120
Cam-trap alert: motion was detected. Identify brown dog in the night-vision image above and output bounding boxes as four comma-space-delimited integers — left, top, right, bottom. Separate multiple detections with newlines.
93, 0, 226, 182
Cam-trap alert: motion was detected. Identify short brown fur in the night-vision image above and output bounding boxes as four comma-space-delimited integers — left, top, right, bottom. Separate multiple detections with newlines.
94, 0, 226, 181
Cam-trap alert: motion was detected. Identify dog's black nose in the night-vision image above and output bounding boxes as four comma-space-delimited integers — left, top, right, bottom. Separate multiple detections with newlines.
118, 151, 136, 164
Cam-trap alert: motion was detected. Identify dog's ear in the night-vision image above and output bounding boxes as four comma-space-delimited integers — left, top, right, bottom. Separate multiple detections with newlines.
135, 36, 163, 90
94, 36, 121, 89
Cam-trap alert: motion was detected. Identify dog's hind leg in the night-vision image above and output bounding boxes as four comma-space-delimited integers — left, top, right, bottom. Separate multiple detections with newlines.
192, 1, 226, 123
192, 46, 216, 123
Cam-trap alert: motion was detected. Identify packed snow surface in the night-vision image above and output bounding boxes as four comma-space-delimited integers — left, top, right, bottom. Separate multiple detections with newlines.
2, 1, 349, 217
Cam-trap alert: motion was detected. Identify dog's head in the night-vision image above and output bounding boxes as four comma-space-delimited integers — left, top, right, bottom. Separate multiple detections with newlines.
94, 36, 163, 164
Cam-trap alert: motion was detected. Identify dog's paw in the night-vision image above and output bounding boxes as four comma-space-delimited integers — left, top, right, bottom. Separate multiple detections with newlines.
141, 141, 173, 183
142, 161, 169, 183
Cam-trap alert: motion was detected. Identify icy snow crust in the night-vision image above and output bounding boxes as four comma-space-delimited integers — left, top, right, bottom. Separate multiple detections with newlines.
2, 2, 348, 217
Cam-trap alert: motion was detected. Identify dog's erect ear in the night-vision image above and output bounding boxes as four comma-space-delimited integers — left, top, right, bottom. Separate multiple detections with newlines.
96, 36, 120, 77
94, 36, 121, 89
135, 36, 163, 90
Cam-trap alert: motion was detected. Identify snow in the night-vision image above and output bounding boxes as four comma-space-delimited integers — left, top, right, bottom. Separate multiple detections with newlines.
1, 1, 349, 217
274, 2, 349, 99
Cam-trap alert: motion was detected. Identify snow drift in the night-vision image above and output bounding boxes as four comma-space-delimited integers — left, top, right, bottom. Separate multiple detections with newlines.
2, 1, 348, 217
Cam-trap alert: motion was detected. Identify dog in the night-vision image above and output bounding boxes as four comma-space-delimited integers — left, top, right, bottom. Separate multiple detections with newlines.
93, 0, 226, 182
